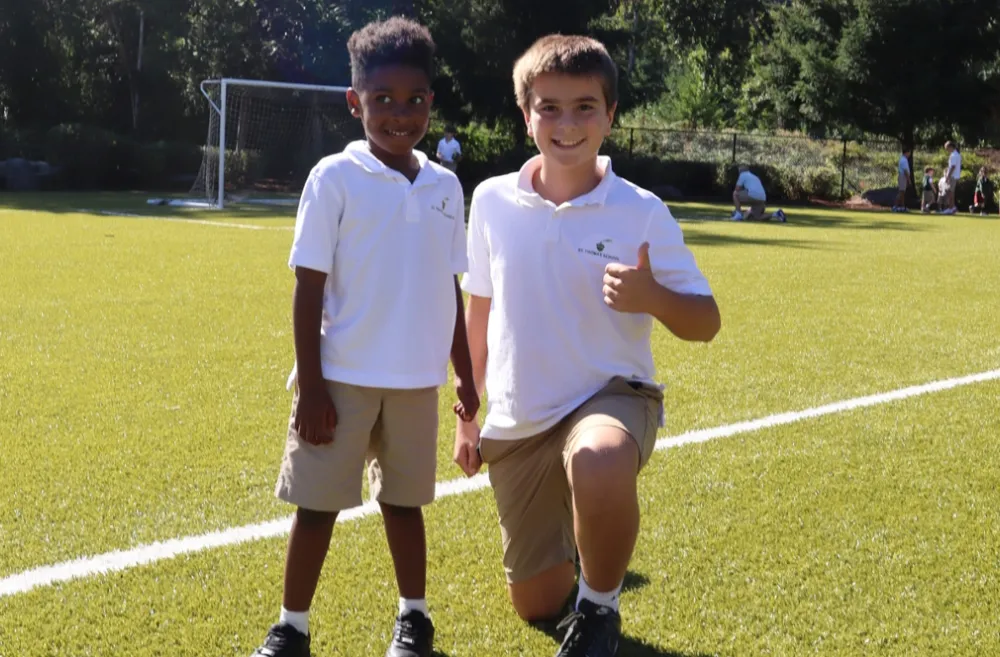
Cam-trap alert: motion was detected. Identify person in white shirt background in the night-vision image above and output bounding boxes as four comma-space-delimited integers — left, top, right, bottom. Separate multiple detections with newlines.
436, 125, 462, 172
892, 147, 912, 213
731, 165, 786, 222
942, 140, 962, 214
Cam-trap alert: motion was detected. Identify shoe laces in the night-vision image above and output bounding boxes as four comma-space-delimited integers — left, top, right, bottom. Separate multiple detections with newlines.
393, 614, 425, 646
556, 610, 589, 654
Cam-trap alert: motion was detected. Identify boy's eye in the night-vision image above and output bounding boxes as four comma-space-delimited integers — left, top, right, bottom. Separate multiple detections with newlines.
410, 96, 425, 105
578, 104, 595, 112
540, 105, 558, 113
375, 95, 392, 104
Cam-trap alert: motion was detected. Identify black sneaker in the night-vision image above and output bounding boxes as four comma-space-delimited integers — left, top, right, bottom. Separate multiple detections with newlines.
554, 599, 621, 657
251, 623, 311, 657
385, 610, 434, 657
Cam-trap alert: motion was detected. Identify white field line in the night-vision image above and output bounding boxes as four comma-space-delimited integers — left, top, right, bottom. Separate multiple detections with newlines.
3, 367, 999, 599
77, 209, 293, 231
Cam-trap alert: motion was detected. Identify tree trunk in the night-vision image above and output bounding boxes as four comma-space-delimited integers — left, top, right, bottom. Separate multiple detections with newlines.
626, 0, 639, 77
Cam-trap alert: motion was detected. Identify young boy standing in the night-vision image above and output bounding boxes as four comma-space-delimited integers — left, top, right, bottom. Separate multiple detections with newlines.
453, 35, 721, 657
252, 17, 478, 657
435, 125, 462, 173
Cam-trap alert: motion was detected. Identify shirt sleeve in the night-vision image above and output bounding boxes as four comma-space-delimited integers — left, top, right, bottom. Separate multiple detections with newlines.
642, 202, 713, 297
455, 141, 462, 155
288, 169, 341, 274
450, 178, 469, 275
460, 191, 493, 297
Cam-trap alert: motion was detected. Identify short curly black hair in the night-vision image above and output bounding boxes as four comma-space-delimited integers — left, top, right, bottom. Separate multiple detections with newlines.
347, 17, 436, 89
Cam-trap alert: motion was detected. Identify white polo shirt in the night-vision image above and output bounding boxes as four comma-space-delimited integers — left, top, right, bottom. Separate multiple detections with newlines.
462, 155, 712, 441
289, 140, 468, 389
437, 138, 462, 163
949, 150, 962, 180
736, 170, 766, 201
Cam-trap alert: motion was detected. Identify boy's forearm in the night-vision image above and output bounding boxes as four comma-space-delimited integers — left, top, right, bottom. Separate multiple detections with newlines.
465, 295, 490, 398
292, 269, 327, 391
450, 278, 476, 384
645, 284, 721, 342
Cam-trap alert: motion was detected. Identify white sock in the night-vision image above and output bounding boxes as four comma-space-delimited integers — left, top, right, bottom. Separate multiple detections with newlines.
576, 573, 622, 611
576, 576, 622, 612
399, 597, 430, 618
279, 607, 309, 636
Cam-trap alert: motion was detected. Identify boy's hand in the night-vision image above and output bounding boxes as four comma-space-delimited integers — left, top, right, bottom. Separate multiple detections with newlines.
603, 242, 658, 314
453, 376, 480, 422
453, 419, 482, 477
293, 385, 337, 445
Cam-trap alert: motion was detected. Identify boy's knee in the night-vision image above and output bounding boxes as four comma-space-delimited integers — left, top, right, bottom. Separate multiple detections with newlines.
295, 507, 337, 528
379, 502, 423, 519
508, 565, 575, 622
568, 433, 639, 504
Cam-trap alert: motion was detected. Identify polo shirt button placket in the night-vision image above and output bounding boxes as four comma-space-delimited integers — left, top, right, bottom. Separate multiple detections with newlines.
545, 206, 561, 243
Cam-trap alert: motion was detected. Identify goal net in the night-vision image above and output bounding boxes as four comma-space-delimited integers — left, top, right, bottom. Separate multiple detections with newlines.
189, 79, 360, 208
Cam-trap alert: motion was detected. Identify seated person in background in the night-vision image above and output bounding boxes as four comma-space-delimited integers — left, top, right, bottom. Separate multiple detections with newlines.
921, 167, 937, 213
731, 165, 785, 222
970, 167, 992, 215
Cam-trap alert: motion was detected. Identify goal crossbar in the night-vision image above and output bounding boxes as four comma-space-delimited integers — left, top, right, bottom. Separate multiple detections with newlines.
196, 78, 350, 208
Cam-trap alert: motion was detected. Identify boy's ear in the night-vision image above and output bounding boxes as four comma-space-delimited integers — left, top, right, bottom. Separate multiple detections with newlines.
346, 88, 361, 117
522, 107, 533, 137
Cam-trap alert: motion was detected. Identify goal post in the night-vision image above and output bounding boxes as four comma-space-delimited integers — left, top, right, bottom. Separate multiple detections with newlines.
190, 78, 356, 209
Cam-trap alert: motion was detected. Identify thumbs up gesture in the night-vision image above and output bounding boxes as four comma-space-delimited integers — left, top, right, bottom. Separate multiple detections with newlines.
603, 242, 657, 314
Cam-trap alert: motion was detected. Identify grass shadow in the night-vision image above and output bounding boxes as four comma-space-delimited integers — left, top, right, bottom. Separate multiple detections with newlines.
0, 191, 297, 220
672, 203, 930, 233
619, 635, 717, 657
684, 232, 830, 250
621, 571, 650, 594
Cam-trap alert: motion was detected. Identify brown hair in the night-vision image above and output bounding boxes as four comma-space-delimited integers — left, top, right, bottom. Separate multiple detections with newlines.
513, 35, 618, 111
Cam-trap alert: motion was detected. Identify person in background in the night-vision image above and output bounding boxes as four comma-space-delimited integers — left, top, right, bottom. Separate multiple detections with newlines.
731, 165, 786, 222
436, 125, 462, 173
970, 167, 992, 216
921, 167, 937, 214
941, 141, 962, 214
892, 147, 912, 212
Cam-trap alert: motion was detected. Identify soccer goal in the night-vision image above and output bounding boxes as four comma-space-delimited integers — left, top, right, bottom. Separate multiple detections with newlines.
187, 78, 359, 209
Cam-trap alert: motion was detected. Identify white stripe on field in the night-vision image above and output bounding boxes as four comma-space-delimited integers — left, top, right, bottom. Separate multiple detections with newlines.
77, 209, 293, 231
2, 367, 998, 599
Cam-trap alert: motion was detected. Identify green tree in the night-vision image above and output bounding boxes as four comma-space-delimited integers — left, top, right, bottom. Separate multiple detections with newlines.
755, 0, 1000, 143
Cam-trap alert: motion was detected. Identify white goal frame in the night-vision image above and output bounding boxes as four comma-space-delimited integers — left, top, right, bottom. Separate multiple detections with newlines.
197, 78, 349, 209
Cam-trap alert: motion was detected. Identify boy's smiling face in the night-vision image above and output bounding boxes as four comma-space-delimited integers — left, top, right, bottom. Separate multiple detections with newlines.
523, 72, 616, 171
347, 64, 433, 165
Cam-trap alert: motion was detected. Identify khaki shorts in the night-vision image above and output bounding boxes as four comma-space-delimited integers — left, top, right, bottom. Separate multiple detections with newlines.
922, 190, 935, 207
898, 173, 909, 192
440, 160, 458, 172
275, 381, 439, 512
478, 377, 664, 583
737, 189, 766, 215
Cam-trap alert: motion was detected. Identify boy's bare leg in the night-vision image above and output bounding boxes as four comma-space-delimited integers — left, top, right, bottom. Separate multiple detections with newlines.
509, 562, 576, 621
381, 503, 427, 600
732, 191, 743, 212
283, 508, 338, 611
567, 427, 640, 593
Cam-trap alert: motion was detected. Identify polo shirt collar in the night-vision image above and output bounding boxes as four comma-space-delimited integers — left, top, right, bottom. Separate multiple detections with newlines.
515, 155, 616, 208
345, 140, 438, 187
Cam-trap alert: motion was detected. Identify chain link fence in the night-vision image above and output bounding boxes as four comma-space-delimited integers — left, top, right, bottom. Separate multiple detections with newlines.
607, 126, 1000, 205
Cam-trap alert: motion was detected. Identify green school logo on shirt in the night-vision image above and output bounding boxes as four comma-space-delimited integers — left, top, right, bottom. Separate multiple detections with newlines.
579, 238, 620, 262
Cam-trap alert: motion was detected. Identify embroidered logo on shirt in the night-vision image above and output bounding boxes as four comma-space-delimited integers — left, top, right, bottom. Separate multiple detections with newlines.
579, 237, 621, 262
431, 197, 456, 220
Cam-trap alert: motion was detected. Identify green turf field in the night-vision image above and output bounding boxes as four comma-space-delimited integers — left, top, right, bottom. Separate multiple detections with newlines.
1, 194, 998, 656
